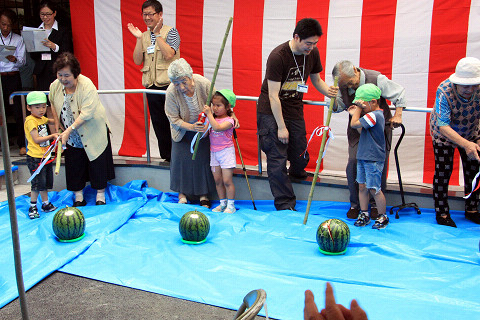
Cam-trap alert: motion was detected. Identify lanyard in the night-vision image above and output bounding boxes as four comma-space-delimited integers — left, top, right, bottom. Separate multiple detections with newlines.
291, 50, 305, 84
0, 33, 12, 46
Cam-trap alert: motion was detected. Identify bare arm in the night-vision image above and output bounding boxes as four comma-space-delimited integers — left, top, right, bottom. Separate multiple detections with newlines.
127, 23, 144, 65
267, 80, 288, 144
30, 129, 59, 145
348, 104, 363, 129
152, 19, 175, 60
310, 73, 338, 98
203, 105, 233, 132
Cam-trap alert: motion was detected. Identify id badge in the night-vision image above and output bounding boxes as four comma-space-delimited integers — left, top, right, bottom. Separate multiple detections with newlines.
147, 45, 155, 54
41, 53, 52, 61
297, 83, 309, 93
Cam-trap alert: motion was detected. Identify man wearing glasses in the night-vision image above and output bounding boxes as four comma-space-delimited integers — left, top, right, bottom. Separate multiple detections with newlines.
128, 0, 180, 163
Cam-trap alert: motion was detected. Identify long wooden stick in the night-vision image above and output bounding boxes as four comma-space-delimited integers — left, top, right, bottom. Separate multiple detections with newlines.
54, 138, 62, 175
303, 76, 339, 224
192, 17, 233, 160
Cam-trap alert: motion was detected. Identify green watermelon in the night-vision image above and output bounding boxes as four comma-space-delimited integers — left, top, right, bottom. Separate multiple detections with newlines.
316, 219, 350, 255
179, 210, 210, 243
52, 207, 85, 242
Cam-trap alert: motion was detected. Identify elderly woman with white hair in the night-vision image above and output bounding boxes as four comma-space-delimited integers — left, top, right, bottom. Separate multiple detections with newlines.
166, 58, 236, 208
430, 57, 480, 227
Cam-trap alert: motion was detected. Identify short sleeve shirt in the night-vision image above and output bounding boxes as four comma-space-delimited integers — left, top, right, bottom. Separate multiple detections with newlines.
357, 110, 386, 161
257, 41, 322, 120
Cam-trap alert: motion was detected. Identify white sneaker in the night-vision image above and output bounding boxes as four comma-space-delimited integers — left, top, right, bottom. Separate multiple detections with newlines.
223, 207, 236, 214
212, 204, 226, 212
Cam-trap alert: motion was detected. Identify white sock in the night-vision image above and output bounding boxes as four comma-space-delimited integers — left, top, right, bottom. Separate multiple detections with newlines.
96, 189, 105, 202
42, 200, 50, 205
30, 201, 36, 207
227, 199, 235, 209
75, 190, 84, 202
220, 199, 227, 207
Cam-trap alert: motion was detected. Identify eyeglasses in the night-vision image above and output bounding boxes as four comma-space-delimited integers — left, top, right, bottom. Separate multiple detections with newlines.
142, 12, 158, 18
40, 12, 54, 17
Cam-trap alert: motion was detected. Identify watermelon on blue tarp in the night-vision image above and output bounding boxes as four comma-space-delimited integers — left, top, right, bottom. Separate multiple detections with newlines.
52, 207, 85, 242
179, 210, 210, 244
316, 218, 350, 255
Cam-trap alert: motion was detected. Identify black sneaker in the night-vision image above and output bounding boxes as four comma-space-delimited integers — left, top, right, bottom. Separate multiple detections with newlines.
73, 199, 87, 207
436, 214, 457, 228
41, 202, 57, 212
372, 214, 389, 230
354, 212, 371, 227
465, 211, 480, 224
28, 206, 40, 219
347, 207, 359, 219
288, 169, 308, 180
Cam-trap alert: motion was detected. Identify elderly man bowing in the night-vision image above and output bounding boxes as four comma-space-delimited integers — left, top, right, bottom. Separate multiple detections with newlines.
332, 60, 406, 220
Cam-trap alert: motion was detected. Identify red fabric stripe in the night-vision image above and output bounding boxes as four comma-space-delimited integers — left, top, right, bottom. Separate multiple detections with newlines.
118, 0, 148, 156
69, 0, 97, 86
176, 1, 204, 74
231, 1, 264, 166
359, 0, 397, 79
296, 0, 331, 172
422, 0, 470, 185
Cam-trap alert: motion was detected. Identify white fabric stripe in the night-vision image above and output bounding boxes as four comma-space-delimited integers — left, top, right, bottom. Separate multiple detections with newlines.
163, 0, 177, 28
203, 0, 234, 91
261, 0, 297, 80
363, 113, 376, 127
467, 0, 480, 57
390, 0, 434, 184
323, 0, 363, 176
94, 0, 125, 155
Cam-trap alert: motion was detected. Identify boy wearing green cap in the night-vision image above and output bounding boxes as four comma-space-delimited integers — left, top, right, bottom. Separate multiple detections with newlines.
348, 83, 388, 229
24, 91, 59, 219
203, 89, 237, 213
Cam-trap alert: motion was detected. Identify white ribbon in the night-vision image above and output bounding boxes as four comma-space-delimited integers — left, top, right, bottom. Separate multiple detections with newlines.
190, 119, 211, 154
464, 170, 480, 199
301, 125, 335, 162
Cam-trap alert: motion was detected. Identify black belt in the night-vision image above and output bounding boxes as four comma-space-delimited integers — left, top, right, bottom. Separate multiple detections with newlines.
0, 71, 19, 76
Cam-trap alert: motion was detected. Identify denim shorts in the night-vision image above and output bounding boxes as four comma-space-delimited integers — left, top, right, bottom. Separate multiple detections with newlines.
356, 159, 384, 194
26, 155, 54, 191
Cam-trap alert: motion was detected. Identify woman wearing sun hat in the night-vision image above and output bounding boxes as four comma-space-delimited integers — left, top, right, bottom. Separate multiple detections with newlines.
430, 57, 480, 227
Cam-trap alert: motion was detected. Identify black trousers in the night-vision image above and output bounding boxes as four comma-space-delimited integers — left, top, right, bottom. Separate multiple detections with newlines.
257, 113, 309, 210
1, 73, 25, 148
432, 141, 479, 216
146, 84, 172, 161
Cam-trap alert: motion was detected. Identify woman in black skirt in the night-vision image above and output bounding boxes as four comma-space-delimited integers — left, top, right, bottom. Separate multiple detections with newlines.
165, 58, 238, 208
49, 52, 115, 206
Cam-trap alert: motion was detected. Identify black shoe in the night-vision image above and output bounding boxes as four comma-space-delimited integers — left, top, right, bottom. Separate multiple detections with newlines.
436, 214, 457, 228
28, 206, 40, 219
347, 207, 359, 219
465, 211, 480, 224
41, 202, 57, 212
288, 169, 308, 180
96, 200, 106, 206
73, 199, 87, 207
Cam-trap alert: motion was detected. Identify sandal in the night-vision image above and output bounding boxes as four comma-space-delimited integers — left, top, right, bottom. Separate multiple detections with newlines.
178, 197, 188, 204
200, 199, 211, 209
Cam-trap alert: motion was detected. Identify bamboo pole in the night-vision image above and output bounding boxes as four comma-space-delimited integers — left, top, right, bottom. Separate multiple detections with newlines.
192, 17, 233, 160
303, 76, 339, 225
55, 134, 62, 175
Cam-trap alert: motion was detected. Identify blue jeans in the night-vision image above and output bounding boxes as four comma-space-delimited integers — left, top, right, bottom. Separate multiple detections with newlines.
356, 160, 384, 194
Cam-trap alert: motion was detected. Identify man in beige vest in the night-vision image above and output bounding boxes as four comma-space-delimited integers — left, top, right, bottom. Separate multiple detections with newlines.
128, 0, 180, 162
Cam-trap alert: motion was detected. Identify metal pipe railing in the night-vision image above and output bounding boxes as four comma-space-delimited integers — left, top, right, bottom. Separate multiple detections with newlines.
10, 89, 433, 171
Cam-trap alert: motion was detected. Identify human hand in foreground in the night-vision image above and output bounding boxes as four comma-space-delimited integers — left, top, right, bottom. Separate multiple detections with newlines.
304, 282, 368, 320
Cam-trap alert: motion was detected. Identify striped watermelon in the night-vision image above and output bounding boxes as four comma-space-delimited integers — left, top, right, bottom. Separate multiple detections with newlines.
316, 219, 350, 255
52, 207, 85, 242
179, 210, 210, 244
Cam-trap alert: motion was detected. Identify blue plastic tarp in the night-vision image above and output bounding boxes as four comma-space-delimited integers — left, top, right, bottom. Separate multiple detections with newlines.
61, 194, 480, 320
1, 181, 480, 319
0, 180, 149, 308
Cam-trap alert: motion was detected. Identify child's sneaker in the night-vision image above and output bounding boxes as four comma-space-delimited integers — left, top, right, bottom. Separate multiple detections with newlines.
41, 202, 57, 212
372, 214, 389, 229
223, 206, 236, 214
354, 212, 370, 227
212, 204, 227, 212
28, 206, 40, 219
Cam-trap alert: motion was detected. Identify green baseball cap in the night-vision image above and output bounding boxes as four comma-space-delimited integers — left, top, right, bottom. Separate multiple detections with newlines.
352, 83, 381, 103
26, 91, 47, 105
217, 89, 236, 108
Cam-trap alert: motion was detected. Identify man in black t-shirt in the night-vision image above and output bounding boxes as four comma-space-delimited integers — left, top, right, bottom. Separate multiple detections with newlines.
257, 18, 338, 211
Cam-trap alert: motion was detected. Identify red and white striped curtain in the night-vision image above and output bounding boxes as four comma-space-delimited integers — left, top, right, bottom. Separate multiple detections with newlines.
70, 0, 480, 187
